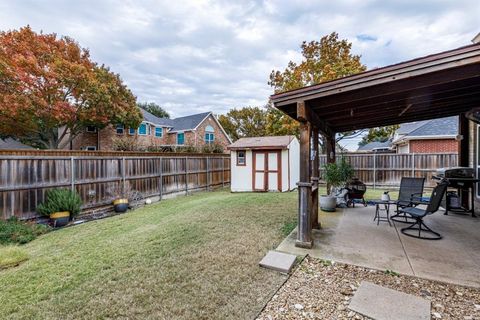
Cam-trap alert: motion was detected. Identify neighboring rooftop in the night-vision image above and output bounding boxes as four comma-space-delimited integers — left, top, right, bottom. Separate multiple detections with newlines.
169, 112, 211, 132
357, 140, 392, 152
394, 116, 458, 143
0, 138, 34, 150
228, 135, 295, 150
140, 109, 212, 132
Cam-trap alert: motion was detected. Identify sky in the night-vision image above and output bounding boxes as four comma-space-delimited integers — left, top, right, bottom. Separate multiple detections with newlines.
0, 0, 479, 150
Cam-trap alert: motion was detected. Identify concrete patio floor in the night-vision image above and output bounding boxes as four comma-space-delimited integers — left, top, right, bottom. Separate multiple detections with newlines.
277, 205, 480, 288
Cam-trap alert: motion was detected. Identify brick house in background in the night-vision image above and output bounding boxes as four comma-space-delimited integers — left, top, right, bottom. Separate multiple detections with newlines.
391, 116, 458, 154
69, 109, 232, 151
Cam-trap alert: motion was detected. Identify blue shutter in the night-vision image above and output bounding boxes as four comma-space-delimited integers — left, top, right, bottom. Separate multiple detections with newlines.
138, 123, 147, 135
177, 133, 185, 145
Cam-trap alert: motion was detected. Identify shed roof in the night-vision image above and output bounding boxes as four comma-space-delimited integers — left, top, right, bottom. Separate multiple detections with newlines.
228, 135, 295, 150
271, 42, 480, 134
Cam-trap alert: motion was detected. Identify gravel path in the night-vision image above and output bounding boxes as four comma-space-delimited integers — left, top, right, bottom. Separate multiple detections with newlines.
257, 256, 480, 320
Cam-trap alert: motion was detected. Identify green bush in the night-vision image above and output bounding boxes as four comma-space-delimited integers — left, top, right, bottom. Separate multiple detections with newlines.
0, 217, 50, 245
322, 156, 354, 194
36, 189, 82, 217
201, 143, 224, 154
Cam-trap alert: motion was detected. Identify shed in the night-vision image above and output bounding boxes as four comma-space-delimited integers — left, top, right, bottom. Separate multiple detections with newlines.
228, 136, 299, 192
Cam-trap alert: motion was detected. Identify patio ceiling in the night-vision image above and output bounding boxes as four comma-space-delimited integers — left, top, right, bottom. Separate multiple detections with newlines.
271, 43, 480, 133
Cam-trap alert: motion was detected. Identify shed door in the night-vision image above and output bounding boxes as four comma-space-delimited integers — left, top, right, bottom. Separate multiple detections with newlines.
253, 150, 281, 191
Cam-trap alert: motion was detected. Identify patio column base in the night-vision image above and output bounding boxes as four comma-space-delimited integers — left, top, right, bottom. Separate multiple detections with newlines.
297, 181, 313, 248
295, 239, 313, 249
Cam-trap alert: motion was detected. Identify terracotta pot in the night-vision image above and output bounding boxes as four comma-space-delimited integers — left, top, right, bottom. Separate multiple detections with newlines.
113, 198, 129, 213
50, 211, 70, 228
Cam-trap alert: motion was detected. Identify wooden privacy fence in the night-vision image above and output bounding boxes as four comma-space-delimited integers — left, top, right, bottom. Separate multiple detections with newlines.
319, 153, 458, 188
0, 153, 230, 220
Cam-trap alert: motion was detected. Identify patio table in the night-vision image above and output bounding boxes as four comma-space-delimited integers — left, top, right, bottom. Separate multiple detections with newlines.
372, 200, 397, 226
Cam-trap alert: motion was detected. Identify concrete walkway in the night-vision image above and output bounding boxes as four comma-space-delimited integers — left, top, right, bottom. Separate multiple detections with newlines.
277, 205, 480, 288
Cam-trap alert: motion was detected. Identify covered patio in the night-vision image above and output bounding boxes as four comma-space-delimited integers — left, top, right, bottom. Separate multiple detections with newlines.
270, 42, 480, 250
277, 205, 480, 288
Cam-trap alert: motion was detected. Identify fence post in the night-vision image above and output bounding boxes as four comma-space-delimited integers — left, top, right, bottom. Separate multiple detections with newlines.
222, 156, 225, 187
122, 157, 126, 193
206, 157, 210, 191
185, 157, 188, 195
70, 156, 75, 192
411, 153, 415, 177
373, 153, 376, 189
159, 157, 163, 200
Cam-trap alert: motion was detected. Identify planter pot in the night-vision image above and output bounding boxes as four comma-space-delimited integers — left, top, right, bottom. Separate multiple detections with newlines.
113, 198, 129, 213
50, 211, 70, 228
320, 195, 336, 212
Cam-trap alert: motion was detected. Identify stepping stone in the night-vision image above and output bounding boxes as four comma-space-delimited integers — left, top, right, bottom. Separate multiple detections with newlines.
349, 281, 430, 320
259, 250, 297, 273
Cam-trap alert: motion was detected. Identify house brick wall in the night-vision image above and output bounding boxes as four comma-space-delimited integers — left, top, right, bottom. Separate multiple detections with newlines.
409, 139, 458, 153
194, 114, 230, 148
69, 114, 231, 151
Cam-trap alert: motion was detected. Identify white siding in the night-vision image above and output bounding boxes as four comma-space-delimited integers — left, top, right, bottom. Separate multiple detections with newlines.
230, 150, 253, 192
230, 136, 300, 192
289, 138, 300, 191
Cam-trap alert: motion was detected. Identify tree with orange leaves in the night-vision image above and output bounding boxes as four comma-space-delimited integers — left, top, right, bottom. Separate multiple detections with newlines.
0, 26, 142, 149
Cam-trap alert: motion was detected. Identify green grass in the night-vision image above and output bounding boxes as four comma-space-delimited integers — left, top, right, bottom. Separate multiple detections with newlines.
0, 217, 51, 245
0, 246, 29, 269
0, 189, 297, 319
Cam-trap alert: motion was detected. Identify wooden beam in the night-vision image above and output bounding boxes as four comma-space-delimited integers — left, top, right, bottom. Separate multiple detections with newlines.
459, 113, 470, 167
272, 50, 480, 106
311, 127, 320, 230
296, 101, 333, 137
332, 101, 480, 132
296, 120, 313, 248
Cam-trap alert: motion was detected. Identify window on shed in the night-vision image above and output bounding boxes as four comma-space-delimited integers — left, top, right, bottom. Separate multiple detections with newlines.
86, 126, 97, 133
237, 150, 246, 166
128, 128, 136, 135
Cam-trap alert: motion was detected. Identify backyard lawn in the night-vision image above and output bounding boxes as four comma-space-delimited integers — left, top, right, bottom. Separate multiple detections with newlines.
0, 186, 397, 319
0, 189, 297, 319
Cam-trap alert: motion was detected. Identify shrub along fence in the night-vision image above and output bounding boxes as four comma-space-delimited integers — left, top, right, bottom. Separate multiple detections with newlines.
0, 151, 230, 220
319, 153, 458, 188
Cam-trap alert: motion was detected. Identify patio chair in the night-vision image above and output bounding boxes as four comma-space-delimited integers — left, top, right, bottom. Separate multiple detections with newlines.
390, 177, 425, 223
399, 181, 448, 240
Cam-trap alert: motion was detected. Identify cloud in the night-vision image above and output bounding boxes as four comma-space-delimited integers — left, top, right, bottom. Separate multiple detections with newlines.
0, 0, 478, 118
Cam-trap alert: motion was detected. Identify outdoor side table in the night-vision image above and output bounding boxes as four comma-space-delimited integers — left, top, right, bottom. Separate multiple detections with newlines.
372, 200, 396, 226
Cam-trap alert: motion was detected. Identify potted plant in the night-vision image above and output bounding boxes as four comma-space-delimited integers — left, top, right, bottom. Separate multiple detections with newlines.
37, 189, 82, 227
320, 157, 354, 212
109, 184, 143, 213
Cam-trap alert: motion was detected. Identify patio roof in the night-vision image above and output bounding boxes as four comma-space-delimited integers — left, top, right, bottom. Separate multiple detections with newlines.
271, 43, 480, 133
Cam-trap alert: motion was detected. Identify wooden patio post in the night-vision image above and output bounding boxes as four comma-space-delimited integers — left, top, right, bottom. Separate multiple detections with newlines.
311, 127, 320, 229
325, 132, 336, 195
296, 101, 313, 248
458, 113, 470, 208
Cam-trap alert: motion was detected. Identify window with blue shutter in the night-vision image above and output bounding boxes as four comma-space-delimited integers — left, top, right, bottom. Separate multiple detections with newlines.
155, 127, 163, 137
177, 133, 185, 145
138, 123, 147, 135
116, 124, 124, 134
205, 125, 214, 143
128, 128, 136, 135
